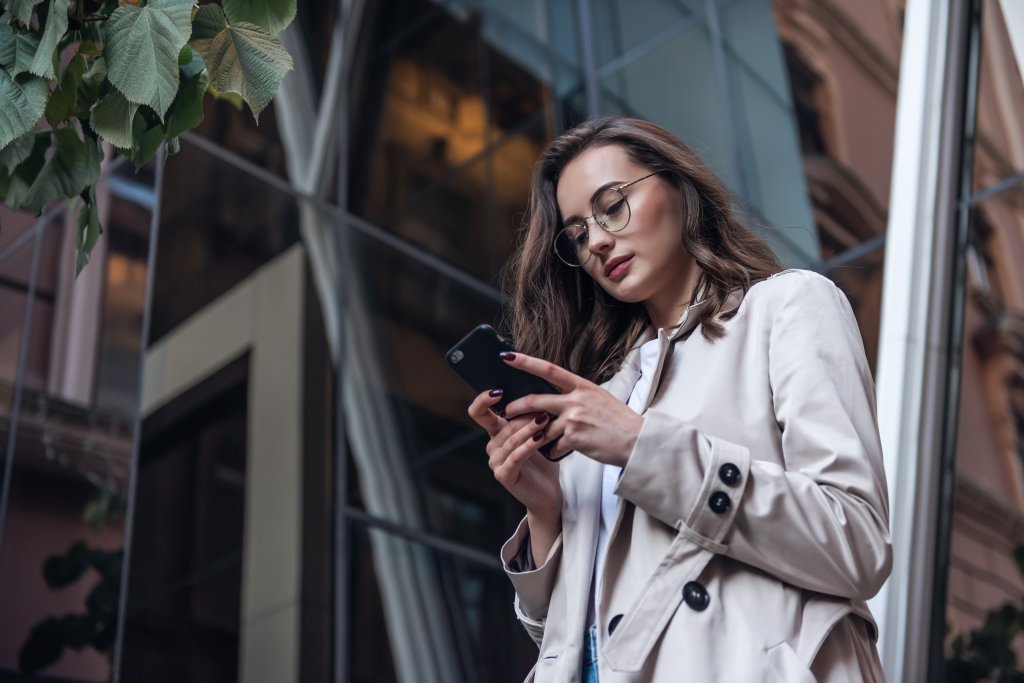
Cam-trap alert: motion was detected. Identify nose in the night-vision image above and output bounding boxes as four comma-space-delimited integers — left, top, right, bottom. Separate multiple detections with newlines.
586, 218, 615, 255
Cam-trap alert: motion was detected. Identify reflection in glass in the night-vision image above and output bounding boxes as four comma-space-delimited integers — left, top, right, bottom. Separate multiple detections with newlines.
121, 362, 248, 683
338, 224, 524, 554
348, 522, 535, 683
151, 140, 300, 343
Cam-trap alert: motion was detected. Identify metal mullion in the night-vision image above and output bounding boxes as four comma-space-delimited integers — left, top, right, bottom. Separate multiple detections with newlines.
0, 221, 45, 563
967, 170, 1024, 206
928, 0, 984, 678
334, 2, 354, 680
343, 505, 503, 571
819, 234, 887, 273
574, 0, 600, 116
111, 146, 166, 683
179, 132, 503, 304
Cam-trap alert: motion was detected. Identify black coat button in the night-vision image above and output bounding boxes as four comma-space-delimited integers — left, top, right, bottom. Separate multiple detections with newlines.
708, 491, 731, 514
682, 581, 710, 611
608, 614, 624, 635
719, 463, 741, 486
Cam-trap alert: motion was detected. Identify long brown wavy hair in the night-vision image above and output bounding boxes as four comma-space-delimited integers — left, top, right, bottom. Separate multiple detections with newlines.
502, 117, 783, 384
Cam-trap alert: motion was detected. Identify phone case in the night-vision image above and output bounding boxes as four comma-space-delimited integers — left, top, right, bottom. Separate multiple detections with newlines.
445, 325, 559, 410
446, 324, 562, 458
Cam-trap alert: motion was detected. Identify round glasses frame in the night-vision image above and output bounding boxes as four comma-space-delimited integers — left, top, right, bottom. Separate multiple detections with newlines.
552, 171, 663, 268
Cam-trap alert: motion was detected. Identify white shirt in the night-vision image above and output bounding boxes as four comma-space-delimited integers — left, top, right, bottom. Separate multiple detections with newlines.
587, 333, 664, 627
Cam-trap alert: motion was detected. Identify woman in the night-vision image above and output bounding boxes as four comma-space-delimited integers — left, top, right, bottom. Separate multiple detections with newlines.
467, 117, 891, 682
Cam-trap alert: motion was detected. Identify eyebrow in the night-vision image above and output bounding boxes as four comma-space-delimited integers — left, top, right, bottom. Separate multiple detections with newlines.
560, 179, 623, 225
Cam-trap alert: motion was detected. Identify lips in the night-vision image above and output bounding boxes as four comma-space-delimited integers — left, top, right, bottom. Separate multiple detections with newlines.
604, 254, 634, 279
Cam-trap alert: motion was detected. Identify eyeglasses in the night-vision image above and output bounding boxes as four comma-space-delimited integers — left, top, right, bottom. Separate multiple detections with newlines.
552, 171, 662, 267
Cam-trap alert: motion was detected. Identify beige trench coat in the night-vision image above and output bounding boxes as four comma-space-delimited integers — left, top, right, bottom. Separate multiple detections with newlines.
501, 269, 892, 682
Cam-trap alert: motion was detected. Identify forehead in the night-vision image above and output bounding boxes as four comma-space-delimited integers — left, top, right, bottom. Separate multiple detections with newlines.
556, 144, 647, 218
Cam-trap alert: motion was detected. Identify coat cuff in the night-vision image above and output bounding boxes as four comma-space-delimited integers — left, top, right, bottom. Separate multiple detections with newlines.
501, 516, 563, 621
615, 410, 751, 551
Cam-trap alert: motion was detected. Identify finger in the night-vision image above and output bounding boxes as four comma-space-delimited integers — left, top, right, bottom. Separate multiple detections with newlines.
468, 389, 507, 436
498, 352, 582, 393
504, 393, 569, 420
495, 427, 548, 481
489, 413, 549, 470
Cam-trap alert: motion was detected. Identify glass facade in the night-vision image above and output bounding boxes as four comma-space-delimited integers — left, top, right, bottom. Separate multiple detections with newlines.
943, 0, 1024, 678
4, 0, 1020, 681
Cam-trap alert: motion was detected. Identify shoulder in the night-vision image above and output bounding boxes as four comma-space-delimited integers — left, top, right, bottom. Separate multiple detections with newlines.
730, 269, 857, 337
743, 268, 848, 311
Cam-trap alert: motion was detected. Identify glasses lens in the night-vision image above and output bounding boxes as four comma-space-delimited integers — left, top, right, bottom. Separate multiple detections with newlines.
595, 188, 630, 231
554, 224, 590, 267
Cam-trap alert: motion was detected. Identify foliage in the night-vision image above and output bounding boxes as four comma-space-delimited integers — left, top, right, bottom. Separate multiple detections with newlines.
18, 487, 126, 675
947, 545, 1024, 682
0, 0, 296, 275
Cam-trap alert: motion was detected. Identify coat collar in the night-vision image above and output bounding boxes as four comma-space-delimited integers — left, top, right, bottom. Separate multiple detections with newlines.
603, 285, 746, 405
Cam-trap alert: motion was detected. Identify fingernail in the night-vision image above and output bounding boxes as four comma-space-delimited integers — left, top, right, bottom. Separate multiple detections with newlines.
489, 389, 504, 397
499, 351, 516, 361
532, 431, 544, 442
534, 413, 548, 425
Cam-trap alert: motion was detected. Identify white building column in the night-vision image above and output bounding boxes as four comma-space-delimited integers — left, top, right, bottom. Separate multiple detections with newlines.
870, 0, 975, 679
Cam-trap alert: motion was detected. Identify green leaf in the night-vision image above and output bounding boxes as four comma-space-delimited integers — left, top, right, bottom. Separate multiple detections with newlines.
190, 3, 292, 121
222, 0, 296, 35
28, 0, 69, 80
105, 0, 194, 118
0, 129, 35, 174
44, 52, 85, 126
4, 0, 41, 26
0, 23, 41, 76
0, 68, 48, 151
22, 127, 102, 213
0, 131, 48, 208
129, 110, 164, 170
89, 88, 138, 149
164, 50, 207, 139
166, 134, 180, 156
75, 187, 101, 275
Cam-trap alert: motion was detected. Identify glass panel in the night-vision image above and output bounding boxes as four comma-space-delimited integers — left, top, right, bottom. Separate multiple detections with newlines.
347, 522, 536, 683
0, 429, 125, 682
598, 22, 736, 190
94, 197, 150, 416
150, 138, 301, 344
120, 363, 248, 683
0, 223, 60, 392
339, 223, 527, 554
943, 1, 1024, 670
589, 0, 702, 69
353, 0, 487, 231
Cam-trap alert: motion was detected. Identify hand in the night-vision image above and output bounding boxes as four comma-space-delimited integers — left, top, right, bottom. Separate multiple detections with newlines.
467, 389, 562, 524
500, 352, 644, 467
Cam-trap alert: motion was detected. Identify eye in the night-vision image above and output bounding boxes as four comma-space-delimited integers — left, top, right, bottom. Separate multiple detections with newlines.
603, 198, 625, 217
569, 224, 589, 246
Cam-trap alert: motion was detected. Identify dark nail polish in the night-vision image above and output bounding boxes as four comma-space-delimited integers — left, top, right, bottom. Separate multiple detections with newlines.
534, 413, 548, 425
532, 431, 544, 442
489, 389, 504, 397
499, 351, 516, 361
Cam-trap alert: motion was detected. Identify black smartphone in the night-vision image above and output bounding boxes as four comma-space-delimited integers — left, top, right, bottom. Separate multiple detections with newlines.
446, 324, 564, 460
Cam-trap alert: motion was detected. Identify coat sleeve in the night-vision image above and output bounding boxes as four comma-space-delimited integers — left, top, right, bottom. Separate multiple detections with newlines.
501, 516, 563, 647
613, 271, 892, 601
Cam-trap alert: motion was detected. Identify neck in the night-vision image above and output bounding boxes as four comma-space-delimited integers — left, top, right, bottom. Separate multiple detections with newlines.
644, 262, 700, 330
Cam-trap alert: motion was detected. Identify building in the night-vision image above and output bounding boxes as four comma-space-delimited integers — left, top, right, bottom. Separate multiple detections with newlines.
0, 0, 1022, 681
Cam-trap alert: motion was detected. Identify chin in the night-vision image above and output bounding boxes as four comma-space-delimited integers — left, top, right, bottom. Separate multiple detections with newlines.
599, 278, 648, 304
